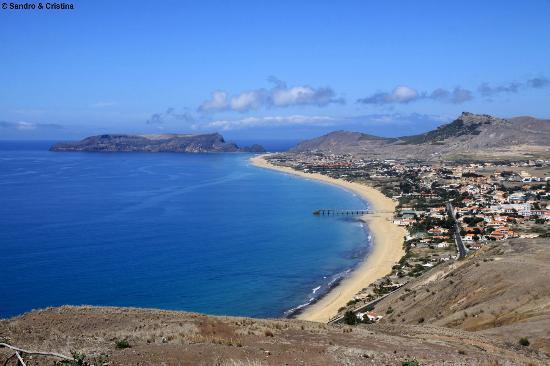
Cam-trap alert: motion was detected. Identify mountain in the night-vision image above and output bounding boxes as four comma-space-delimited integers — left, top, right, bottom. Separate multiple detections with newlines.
50, 133, 265, 153
291, 112, 550, 160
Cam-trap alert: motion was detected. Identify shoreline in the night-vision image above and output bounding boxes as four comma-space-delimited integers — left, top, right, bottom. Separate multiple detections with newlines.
250, 154, 405, 323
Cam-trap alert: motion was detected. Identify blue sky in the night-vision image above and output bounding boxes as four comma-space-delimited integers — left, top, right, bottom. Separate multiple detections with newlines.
1, 0, 549, 140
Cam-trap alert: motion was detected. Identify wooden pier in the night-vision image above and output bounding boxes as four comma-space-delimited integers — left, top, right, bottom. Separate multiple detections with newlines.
313, 209, 372, 216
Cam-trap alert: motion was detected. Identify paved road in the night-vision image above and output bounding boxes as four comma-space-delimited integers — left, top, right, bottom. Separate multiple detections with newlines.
446, 203, 468, 259
328, 288, 400, 324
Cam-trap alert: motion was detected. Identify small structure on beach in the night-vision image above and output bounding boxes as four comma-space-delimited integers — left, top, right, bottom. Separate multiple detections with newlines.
313, 209, 372, 215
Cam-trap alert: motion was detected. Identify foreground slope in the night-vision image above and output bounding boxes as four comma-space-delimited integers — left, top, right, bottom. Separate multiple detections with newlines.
373, 238, 550, 354
291, 112, 550, 160
1, 306, 547, 365
50, 133, 265, 153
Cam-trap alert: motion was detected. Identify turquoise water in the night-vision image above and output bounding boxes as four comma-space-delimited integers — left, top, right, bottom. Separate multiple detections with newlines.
0, 142, 370, 318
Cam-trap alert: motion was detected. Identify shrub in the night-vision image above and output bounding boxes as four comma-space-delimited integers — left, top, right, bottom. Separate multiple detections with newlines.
418, 317, 424, 324
346, 298, 360, 306
519, 337, 530, 346
70, 351, 86, 366
343, 310, 358, 325
402, 359, 420, 366
115, 339, 131, 349
55, 362, 72, 366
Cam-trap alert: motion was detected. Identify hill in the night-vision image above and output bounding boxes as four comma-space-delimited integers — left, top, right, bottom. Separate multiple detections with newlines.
291, 112, 550, 160
371, 238, 550, 354
50, 133, 265, 153
1, 305, 547, 365
290, 130, 395, 152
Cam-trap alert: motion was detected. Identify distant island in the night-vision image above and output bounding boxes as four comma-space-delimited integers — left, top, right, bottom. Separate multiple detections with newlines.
49, 133, 265, 153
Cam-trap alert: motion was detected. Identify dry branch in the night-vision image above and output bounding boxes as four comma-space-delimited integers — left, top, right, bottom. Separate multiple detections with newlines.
0, 343, 71, 360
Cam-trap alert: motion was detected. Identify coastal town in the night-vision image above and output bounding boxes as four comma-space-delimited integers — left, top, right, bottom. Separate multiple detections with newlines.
263, 152, 550, 323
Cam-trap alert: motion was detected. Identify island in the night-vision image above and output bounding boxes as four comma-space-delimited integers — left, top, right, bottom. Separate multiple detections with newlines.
49, 133, 265, 153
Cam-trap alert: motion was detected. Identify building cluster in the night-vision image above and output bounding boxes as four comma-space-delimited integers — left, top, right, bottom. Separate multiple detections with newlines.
269, 154, 549, 251
268, 153, 550, 322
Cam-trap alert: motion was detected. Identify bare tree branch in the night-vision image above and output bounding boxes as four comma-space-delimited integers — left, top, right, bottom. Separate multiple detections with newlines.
0, 343, 71, 361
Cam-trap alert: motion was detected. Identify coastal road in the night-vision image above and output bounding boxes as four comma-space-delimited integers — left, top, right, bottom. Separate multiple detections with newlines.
446, 203, 468, 259
327, 288, 402, 324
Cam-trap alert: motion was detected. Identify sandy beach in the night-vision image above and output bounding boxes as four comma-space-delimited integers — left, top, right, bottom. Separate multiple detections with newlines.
250, 154, 406, 323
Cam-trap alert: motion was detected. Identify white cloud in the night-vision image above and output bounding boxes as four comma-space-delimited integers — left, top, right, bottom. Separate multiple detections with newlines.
358, 85, 473, 105
204, 115, 337, 130
198, 91, 229, 112
357, 86, 420, 105
271, 85, 338, 107
16, 121, 37, 130
146, 107, 195, 125
430, 87, 473, 104
230, 90, 267, 111
198, 79, 343, 113
478, 76, 550, 97
391, 86, 419, 103
0, 120, 63, 131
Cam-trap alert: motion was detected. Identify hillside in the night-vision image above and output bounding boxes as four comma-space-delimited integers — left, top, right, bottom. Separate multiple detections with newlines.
50, 133, 265, 153
1, 306, 547, 365
291, 112, 550, 160
372, 238, 550, 354
290, 130, 394, 153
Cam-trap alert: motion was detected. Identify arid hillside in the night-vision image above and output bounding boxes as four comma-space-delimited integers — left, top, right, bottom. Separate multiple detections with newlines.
1, 305, 547, 366
291, 112, 550, 160
374, 238, 550, 354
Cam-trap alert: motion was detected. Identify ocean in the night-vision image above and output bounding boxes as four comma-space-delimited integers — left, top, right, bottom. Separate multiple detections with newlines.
0, 141, 370, 318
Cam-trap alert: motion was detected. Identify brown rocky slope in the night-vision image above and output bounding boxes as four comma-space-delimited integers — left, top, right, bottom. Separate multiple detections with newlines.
0, 305, 547, 365
373, 238, 550, 355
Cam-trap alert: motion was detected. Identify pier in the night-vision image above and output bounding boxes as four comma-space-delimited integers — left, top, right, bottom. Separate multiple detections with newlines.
313, 209, 372, 216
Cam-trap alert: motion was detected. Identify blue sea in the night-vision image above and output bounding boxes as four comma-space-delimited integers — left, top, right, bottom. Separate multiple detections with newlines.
0, 141, 370, 319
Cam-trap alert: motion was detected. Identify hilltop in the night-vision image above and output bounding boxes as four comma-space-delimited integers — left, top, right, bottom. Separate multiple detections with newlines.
291, 112, 550, 160
50, 133, 265, 153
